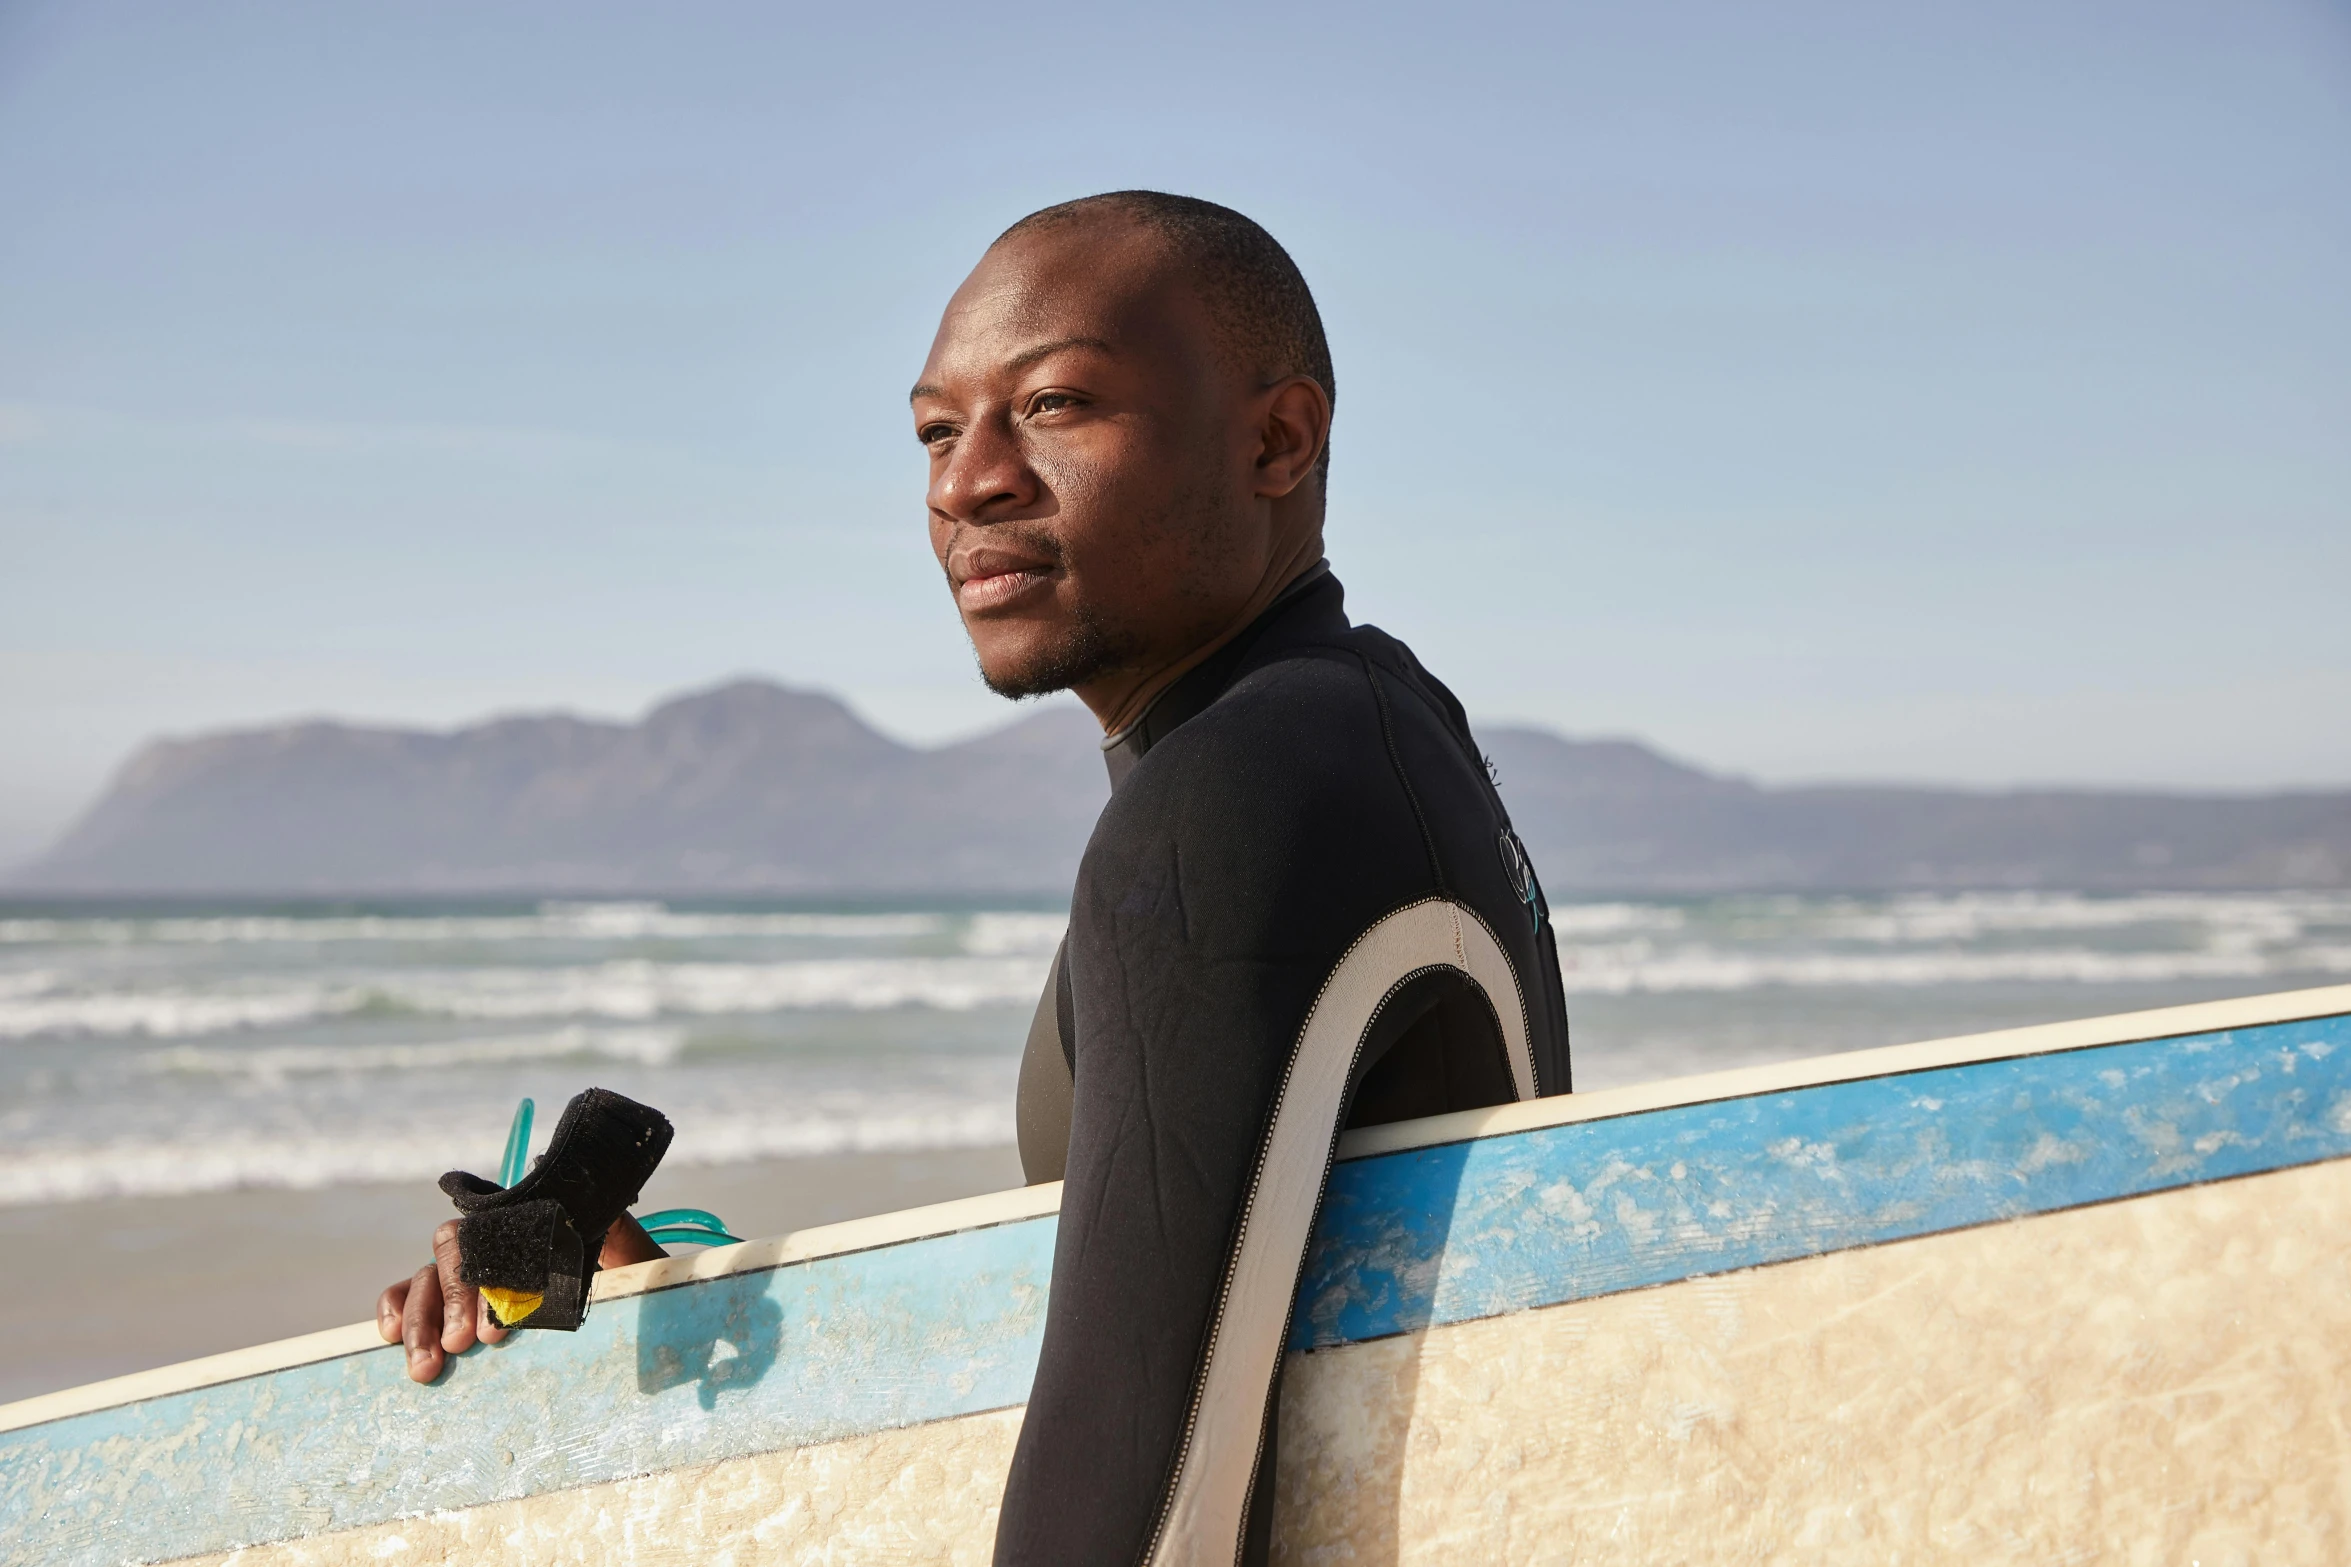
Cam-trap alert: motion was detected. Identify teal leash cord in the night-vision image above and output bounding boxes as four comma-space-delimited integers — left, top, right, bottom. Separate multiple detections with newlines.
637, 1208, 745, 1247
498, 1097, 536, 1187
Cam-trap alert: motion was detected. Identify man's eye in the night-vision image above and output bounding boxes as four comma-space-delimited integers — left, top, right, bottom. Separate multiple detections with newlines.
917, 423, 956, 445
1029, 393, 1079, 415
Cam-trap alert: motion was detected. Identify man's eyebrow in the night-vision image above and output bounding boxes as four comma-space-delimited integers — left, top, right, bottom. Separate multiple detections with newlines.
907, 336, 1117, 405
1005, 334, 1116, 373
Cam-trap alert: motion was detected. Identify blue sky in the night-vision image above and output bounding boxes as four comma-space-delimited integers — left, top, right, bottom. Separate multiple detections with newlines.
2, 1, 2347, 864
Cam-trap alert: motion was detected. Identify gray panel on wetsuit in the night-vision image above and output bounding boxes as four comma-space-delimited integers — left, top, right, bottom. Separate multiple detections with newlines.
1016, 941, 1073, 1185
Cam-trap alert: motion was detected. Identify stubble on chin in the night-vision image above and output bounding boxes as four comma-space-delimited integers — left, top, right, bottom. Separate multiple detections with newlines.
976, 598, 1143, 700
942, 518, 1136, 700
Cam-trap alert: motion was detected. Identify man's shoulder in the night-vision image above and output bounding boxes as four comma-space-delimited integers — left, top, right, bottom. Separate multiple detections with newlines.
1079, 637, 1431, 931
1152, 641, 1373, 772
1231, 620, 1478, 766
1114, 628, 1473, 816
1089, 647, 1370, 841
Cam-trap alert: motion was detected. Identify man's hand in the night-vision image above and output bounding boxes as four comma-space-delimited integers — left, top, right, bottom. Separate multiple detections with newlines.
376, 1219, 501, 1384
375, 1214, 666, 1383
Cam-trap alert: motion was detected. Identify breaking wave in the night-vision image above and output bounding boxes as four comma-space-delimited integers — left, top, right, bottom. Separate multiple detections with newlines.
1797, 891, 2351, 945
0, 903, 962, 946
0, 955, 1054, 1040
138, 1025, 690, 1083
1557, 940, 2351, 995
0, 1098, 1019, 1206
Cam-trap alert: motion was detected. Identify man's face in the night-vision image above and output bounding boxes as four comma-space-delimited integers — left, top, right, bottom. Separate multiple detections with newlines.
912, 223, 1272, 702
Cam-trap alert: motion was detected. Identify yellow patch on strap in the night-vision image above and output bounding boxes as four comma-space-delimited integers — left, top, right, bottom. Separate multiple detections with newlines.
480, 1287, 544, 1327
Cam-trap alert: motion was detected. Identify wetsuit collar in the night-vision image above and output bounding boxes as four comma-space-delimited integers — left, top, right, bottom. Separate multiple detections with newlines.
1101, 560, 1342, 790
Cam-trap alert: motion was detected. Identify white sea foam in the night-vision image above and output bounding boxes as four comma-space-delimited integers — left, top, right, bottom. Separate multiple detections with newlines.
0, 985, 347, 1039
1554, 940, 2351, 994
0, 954, 1053, 1039
0, 903, 959, 946
960, 911, 1070, 956
138, 1025, 689, 1084
392, 956, 1055, 1021
0, 1100, 1019, 1206
661, 1102, 1018, 1167
0, 969, 60, 1001
9, 924, 2347, 1041
1544, 903, 1688, 938
1804, 892, 2350, 945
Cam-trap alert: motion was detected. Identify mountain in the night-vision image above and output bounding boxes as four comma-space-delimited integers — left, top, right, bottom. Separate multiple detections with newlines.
12, 680, 2348, 894
1480, 729, 2351, 892
14, 683, 1110, 895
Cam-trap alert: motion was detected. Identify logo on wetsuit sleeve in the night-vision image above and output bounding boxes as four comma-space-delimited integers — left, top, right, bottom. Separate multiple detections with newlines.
1497, 826, 1545, 934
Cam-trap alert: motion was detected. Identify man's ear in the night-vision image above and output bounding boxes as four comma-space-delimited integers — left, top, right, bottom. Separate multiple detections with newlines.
1252, 376, 1331, 500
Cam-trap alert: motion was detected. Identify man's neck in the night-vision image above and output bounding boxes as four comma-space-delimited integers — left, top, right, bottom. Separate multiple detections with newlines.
1077, 541, 1326, 737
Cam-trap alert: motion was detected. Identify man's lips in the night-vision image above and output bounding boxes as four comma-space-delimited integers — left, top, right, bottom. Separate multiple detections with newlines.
957, 567, 1051, 613
953, 550, 1057, 614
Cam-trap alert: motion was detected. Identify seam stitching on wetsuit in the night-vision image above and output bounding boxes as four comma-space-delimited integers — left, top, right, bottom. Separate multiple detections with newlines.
1366, 655, 1558, 1099
1357, 651, 1447, 896
1455, 900, 1539, 1098
1141, 897, 1531, 1566
1281, 739, 1533, 1101
1366, 642, 1513, 871
1227, 955, 1463, 1565
1136, 899, 1438, 1567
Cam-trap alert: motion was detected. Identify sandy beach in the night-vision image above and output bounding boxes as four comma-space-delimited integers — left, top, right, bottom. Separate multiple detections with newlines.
0, 1144, 1025, 1406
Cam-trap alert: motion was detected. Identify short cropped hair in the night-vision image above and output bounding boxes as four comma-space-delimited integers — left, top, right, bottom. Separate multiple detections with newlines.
997, 191, 1335, 476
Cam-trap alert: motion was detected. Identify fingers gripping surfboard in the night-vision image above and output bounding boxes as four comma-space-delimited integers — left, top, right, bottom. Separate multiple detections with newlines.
6, 985, 2351, 1564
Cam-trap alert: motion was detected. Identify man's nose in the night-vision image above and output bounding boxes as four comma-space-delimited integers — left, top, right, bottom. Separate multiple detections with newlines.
930, 412, 1039, 522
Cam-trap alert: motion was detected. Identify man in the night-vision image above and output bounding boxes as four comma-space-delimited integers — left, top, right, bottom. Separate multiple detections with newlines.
380, 191, 1571, 1566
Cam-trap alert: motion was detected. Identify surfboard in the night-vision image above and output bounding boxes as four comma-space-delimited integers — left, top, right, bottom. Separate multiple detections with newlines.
6, 983, 2349, 1565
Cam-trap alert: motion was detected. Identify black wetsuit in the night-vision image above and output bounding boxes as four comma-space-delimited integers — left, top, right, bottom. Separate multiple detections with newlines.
999, 564, 1572, 1567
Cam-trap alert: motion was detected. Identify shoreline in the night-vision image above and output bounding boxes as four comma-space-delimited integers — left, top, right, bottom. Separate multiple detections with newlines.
0, 1144, 1026, 1406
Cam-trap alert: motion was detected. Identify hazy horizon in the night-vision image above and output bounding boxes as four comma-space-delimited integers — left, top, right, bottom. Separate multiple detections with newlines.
4, 2, 2347, 865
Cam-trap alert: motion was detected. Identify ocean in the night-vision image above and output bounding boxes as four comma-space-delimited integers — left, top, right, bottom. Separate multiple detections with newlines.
3, 890, 2349, 1402
6, 890, 2348, 1212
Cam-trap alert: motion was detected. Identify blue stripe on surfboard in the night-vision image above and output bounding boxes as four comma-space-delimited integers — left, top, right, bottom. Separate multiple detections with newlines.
4, 1011, 2347, 1566
0, 1218, 1059, 1566
1293, 1013, 2351, 1349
